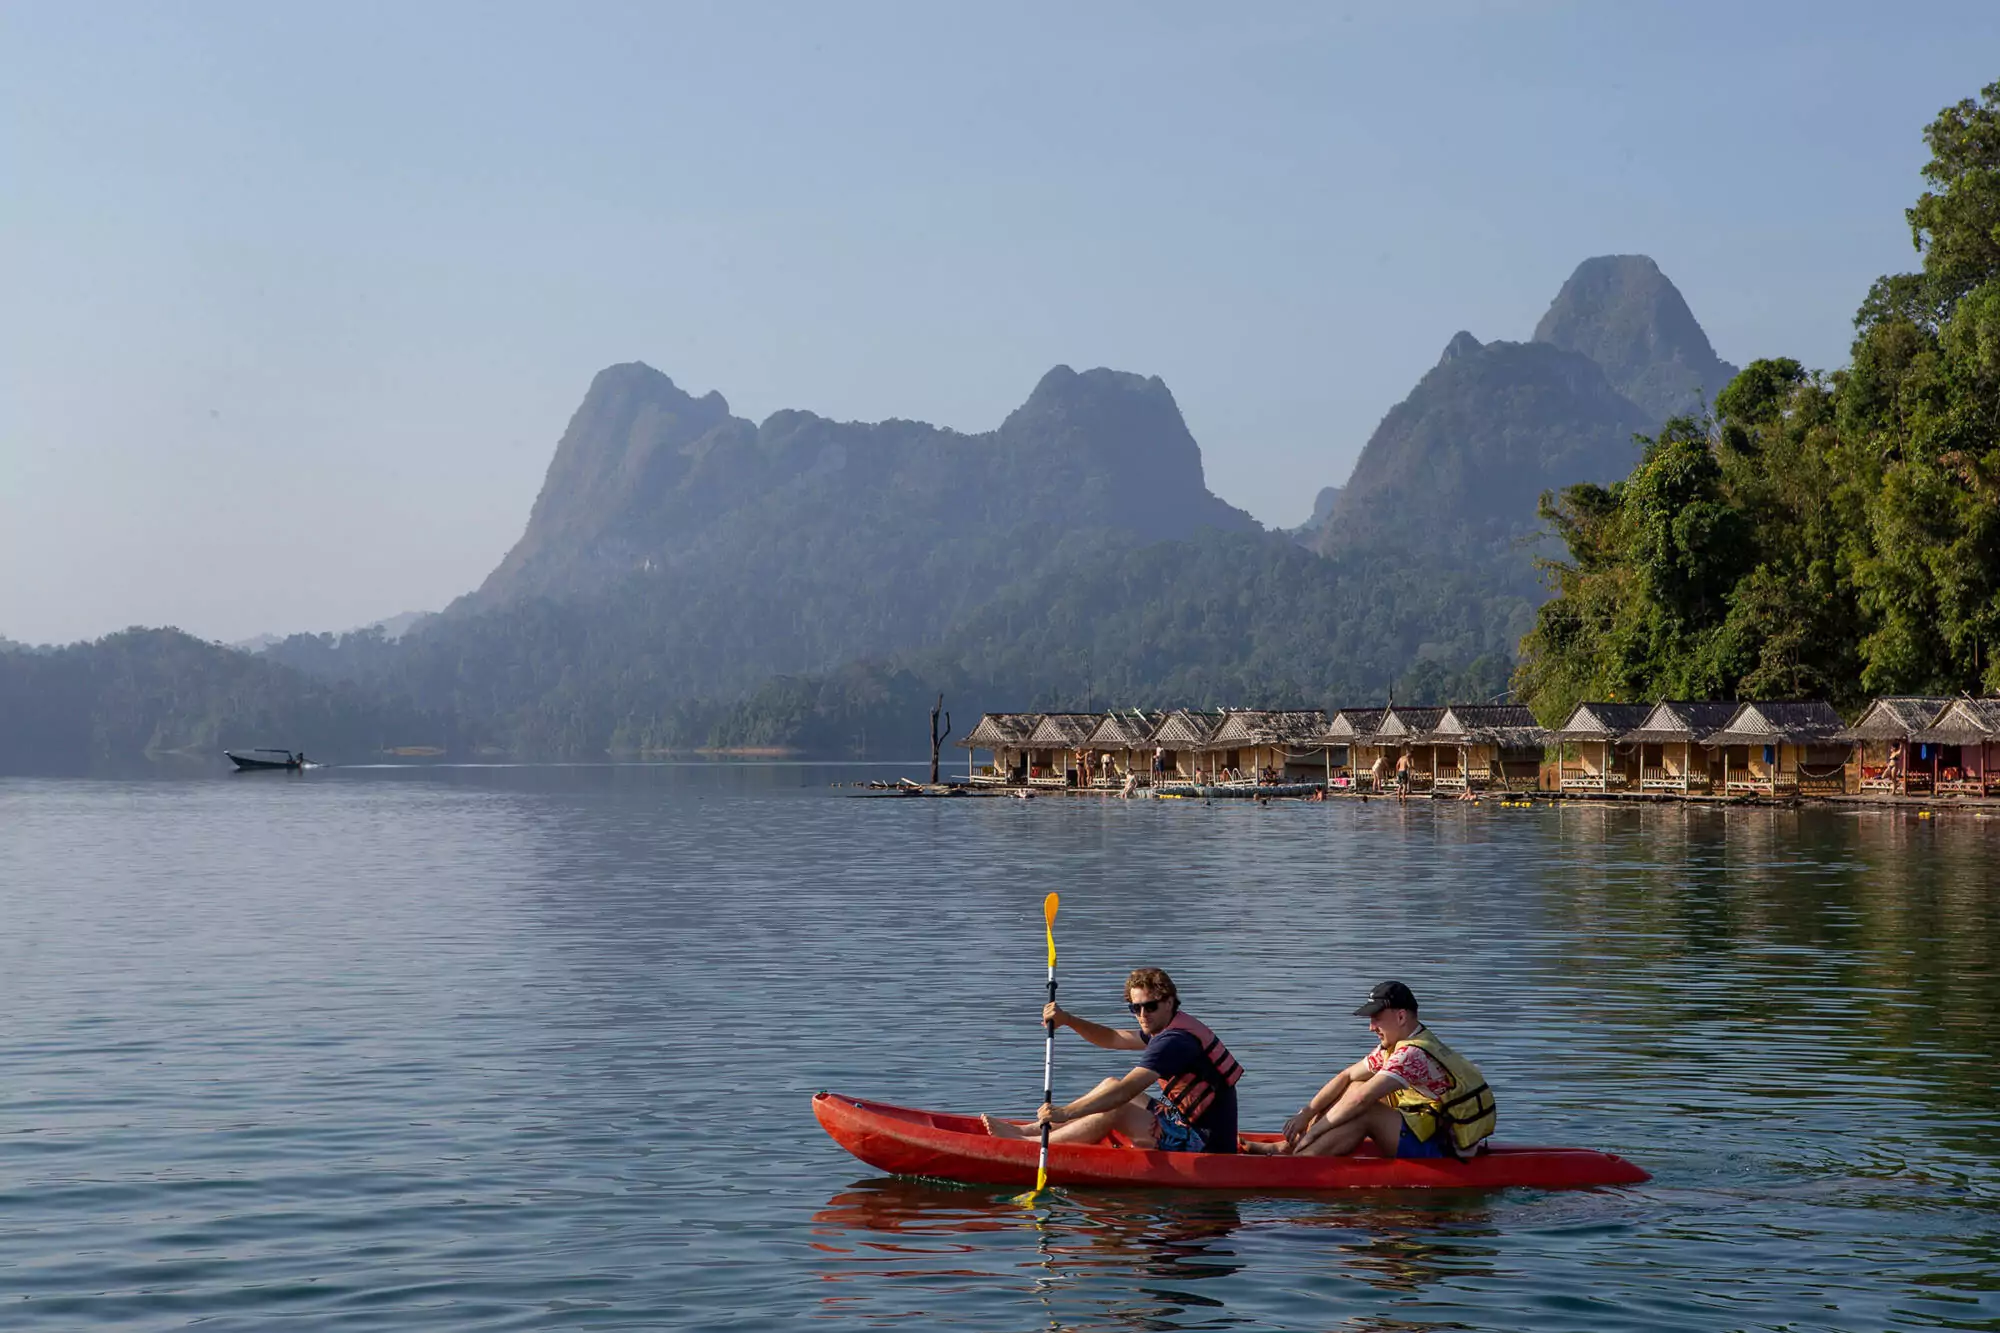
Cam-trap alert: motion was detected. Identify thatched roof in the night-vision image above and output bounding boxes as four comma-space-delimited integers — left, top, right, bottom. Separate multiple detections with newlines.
959, 712, 1040, 749
1705, 700, 1846, 747
1912, 697, 2000, 745
1372, 706, 1446, 742
1204, 709, 1328, 749
1621, 700, 1740, 745
1835, 696, 1953, 742
1324, 707, 1385, 741
1086, 710, 1163, 749
1151, 708, 1226, 749
1549, 702, 1653, 741
1431, 704, 1547, 747
1026, 712, 1100, 748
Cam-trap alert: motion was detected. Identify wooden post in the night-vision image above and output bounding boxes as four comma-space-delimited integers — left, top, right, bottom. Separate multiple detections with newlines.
928, 695, 951, 785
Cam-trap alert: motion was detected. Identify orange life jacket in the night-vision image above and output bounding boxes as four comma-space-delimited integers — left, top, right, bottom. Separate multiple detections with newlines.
1156, 1010, 1243, 1122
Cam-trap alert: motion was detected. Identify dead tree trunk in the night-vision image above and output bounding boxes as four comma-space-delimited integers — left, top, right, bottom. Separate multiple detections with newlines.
929, 694, 952, 785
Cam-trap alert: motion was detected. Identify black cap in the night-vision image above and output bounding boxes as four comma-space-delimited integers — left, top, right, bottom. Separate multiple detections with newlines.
1354, 980, 1419, 1016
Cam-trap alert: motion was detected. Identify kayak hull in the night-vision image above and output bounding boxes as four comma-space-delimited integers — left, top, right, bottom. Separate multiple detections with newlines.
813, 1092, 1649, 1191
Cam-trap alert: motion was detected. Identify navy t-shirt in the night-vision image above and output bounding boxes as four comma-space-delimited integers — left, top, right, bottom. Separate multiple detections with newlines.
1138, 1027, 1239, 1152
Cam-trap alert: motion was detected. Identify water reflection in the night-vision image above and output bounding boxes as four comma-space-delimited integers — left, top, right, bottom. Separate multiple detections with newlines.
809, 1180, 1523, 1331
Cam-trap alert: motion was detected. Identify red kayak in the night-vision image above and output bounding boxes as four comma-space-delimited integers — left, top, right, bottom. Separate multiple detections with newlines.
814, 1093, 1649, 1191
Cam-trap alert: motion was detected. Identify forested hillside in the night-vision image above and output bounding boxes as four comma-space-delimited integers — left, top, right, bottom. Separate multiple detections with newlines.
1516, 81, 2000, 724
690, 530, 1524, 755
0, 629, 451, 772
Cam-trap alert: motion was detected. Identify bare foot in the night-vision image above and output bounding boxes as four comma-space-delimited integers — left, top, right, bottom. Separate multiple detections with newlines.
981, 1114, 1030, 1139
1239, 1138, 1289, 1156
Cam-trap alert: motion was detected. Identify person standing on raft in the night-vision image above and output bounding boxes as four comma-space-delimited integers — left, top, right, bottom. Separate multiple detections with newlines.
983, 967, 1242, 1153
1248, 980, 1495, 1159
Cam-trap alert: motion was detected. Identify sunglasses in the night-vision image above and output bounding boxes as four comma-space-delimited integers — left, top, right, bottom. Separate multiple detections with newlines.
1127, 997, 1170, 1015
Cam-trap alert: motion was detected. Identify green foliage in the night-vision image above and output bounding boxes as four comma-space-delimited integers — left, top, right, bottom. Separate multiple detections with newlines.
1517, 82, 2000, 722
693, 532, 1532, 753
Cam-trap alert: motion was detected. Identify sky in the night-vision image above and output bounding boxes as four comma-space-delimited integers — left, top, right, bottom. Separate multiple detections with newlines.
5, 2, 1997, 645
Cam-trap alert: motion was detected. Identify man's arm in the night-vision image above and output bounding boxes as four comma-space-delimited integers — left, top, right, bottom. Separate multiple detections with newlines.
1037, 1065, 1155, 1126
1044, 1002, 1146, 1051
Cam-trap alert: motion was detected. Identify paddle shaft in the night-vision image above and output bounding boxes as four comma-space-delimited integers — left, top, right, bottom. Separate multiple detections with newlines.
1036, 975, 1056, 1182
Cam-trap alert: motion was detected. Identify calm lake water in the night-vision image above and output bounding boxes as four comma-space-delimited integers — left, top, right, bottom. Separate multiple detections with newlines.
2, 765, 1997, 1331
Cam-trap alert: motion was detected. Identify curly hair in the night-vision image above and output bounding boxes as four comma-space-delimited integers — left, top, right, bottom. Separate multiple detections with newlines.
1124, 967, 1178, 1004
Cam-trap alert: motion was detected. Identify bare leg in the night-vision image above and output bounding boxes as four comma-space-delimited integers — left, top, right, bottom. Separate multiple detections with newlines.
984, 1078, 1157, 1146
1293, 1102, 1406, 1157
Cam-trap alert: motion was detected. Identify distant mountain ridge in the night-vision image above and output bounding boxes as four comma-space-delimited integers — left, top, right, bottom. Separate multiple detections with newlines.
18, 252, 1754, 764
473, 361, 1255, 607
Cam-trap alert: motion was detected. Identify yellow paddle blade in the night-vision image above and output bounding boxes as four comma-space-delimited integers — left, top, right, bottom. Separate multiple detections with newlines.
1011, 1166, 1050, 1206
1043, 892, 1059, 970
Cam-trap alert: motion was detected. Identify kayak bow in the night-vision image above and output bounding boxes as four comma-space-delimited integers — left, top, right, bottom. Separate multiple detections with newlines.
813, 1092, 1649, 1191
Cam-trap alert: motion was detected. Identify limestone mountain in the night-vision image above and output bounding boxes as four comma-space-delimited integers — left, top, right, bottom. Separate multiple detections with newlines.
267, 362, 1261, 738
1316, 333, 1655, 558
473, 361, 1254, 606
1315, 256, 1733, 558
1531, 254, 1738, 422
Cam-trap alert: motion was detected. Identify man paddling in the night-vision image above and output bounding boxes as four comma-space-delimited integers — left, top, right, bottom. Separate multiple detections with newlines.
1249, 980, 1495, 1159
982, 967, 1242, 1154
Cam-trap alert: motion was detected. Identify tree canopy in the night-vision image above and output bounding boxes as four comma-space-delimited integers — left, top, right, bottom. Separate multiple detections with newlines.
1516, 81, 2000, 724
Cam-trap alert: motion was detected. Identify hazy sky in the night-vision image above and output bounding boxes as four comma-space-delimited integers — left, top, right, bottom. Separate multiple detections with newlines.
6, 2, 1996, 645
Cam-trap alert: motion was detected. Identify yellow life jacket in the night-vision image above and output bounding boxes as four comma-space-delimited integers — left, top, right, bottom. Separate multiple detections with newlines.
1383, 1026, 1496, 1156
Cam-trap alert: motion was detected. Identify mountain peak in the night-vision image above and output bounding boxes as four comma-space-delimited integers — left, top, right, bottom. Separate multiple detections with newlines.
1531, 255, 1737, 421
999, 365, 1256, 538
1440, 331, 1483, 365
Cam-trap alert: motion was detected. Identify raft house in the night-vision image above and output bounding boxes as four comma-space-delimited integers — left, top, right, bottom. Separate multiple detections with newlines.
1906, 697, 2000, 796
1193, 709, 1329, 792
955, 696, 2000, 804
1836, 696, 1952, 796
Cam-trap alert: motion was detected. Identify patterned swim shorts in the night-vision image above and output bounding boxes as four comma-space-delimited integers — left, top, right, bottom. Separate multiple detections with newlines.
1150, 1100, 1207, 1153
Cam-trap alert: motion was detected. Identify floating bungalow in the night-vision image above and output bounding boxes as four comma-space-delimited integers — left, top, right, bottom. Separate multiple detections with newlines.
1084, 710, 1163, 788
1427, 704, 1547, 792
1704, 701, 1848, 795
1197, 710, 1329, 786
1322, 708, 1385, 789
1835, 697, 1955, 795
960, 712, 1038, 786
1149, 709, 1226, 787
1621, 701, 1739, 793
1550, 703, 1652, 792
1908, 698, 2000, 796
1366, 706, 1447, 792
1023, 712, 1101, 787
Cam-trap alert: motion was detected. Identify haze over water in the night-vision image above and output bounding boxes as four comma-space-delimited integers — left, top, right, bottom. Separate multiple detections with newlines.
2, 767, 1996, 1330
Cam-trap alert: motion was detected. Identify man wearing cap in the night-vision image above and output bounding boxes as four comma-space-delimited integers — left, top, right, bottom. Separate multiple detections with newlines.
1252, 980, 1496, 1159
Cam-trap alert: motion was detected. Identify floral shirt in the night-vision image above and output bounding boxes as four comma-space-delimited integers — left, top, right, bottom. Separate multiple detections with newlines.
1364, 1035, 1453, 1102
